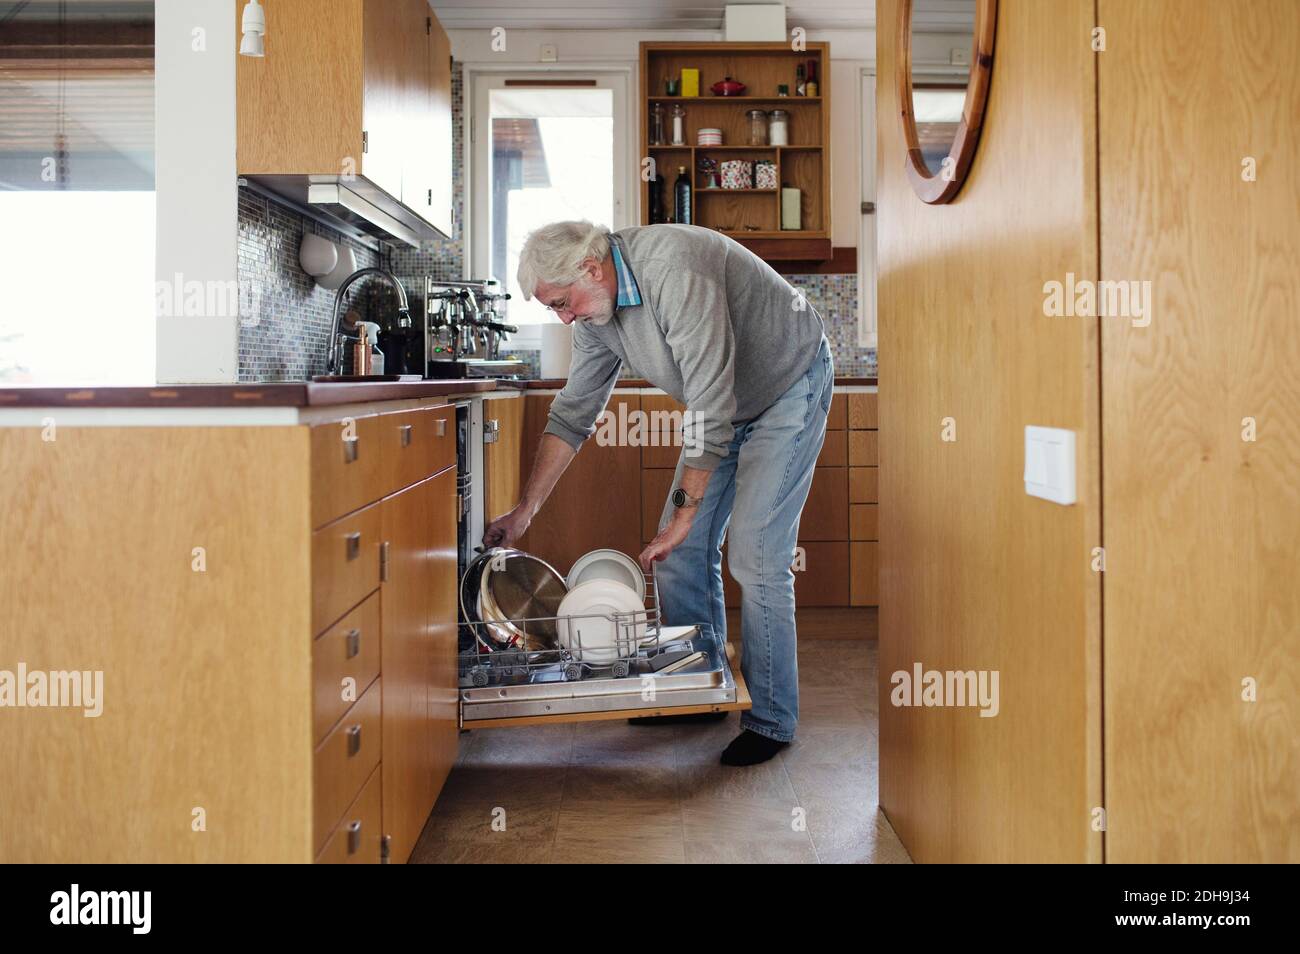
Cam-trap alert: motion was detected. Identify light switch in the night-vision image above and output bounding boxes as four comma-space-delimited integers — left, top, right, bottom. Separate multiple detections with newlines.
1024, 426, 1076, 505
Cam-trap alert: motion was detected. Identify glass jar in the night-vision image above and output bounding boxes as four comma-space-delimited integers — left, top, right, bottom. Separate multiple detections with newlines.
769, 109, 790, 146
649, 102, 665, 145
746, 109, 769, 146
670, 104, 687, 145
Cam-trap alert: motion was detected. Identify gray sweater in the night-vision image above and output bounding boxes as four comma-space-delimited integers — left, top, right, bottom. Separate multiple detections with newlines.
544, 224, 827, 471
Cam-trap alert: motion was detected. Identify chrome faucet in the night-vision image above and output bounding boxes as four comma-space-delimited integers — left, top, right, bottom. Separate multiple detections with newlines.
327, 267, 411, 375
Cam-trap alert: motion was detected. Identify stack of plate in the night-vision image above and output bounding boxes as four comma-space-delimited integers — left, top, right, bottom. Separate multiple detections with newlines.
558, 549, 651, 665
697, 127, 722, 146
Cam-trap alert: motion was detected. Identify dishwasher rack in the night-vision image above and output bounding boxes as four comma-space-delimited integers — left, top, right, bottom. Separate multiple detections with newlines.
458, 567, 675, 687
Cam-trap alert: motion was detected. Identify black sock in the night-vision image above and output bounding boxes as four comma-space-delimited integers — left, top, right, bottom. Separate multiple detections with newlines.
720, 730, 789, 766
627, 711, 729, 726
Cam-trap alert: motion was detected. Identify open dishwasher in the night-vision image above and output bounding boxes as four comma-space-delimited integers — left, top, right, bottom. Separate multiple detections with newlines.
457, 552, 750, 727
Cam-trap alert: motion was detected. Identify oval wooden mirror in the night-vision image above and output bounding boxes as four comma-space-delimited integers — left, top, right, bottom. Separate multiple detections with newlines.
898, 0, 998, 204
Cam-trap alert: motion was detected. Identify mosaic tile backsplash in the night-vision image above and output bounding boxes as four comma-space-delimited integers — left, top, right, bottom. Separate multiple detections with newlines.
236, 61, 876, 382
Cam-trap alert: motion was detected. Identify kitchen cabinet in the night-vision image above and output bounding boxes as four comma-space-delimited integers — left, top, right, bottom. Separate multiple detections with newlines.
516, 392, 644, 574
482, 394, 527, 523
639, 42, 833, 263
0, 396, 460, 863
236, 0, 453, 241
380, 468, 457, 864
544, 387, 875, 611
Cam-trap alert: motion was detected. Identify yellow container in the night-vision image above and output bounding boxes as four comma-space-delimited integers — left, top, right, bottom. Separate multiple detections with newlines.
681, 68, 700, 98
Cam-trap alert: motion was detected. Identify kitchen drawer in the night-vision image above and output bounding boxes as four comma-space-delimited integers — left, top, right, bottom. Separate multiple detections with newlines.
798, 467, 848, 541
315, 765, 383, 864
828, 392, 847, 430
311, 414, 384, 529
817, 427, 847, 467
847, 392, 878, 430
850, 541, 879, 606
312, 504, 382, 635
849, 466, 879, 504
314, 676, 382, 853
313, 591, 381, 744
378, 404, 454, 496
641, 394, 686, 469
849, 430, 879, 467
850, 503, 879, 541
641, 468, 676, 542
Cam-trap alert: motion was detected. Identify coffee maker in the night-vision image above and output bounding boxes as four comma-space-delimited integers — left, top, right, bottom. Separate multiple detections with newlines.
423, 277, 522, 378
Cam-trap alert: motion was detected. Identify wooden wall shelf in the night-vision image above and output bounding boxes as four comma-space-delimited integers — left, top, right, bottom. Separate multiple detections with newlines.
639, 41, 832, 263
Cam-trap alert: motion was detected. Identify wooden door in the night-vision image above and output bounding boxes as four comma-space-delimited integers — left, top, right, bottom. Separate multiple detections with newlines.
361, 0, 423, 200
483, 396, 526, 524
426, 466, 460, 810
518, 393, 643, 576
876, 0, 1103, 863
1098, 0, 1300, 862
380, 477, 434, 863
419, 11, 454, 235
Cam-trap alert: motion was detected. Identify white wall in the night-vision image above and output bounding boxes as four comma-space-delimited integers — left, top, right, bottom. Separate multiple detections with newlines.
154, 0, 239, 384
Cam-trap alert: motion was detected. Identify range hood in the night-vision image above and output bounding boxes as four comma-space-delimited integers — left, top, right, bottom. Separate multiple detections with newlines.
239, 174, 447, 248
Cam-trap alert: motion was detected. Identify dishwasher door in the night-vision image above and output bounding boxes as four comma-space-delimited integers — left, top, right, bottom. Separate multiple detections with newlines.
458, 624, 750, 728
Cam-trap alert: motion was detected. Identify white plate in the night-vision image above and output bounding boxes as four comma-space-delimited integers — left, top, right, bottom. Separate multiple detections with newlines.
566, 549, 646, 602
557, 579, 646, 666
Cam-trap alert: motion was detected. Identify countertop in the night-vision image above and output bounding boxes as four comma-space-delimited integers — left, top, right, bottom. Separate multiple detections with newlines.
512, 376, 878, 389
0, 374, 877, 410
0, 378, 498, 408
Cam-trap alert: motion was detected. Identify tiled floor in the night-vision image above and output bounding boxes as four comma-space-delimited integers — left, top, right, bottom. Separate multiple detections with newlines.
411, 633, 911, 864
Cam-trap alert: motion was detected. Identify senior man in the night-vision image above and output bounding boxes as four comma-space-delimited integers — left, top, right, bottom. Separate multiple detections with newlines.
484, 221, 833, 766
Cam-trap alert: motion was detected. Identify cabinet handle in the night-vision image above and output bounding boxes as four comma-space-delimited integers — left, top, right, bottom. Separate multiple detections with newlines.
345, 532, 361, 561
345, 628, 361, 659
346, 820, 362, 855
435, 417, 447, 438
399, 423, 413, 447
380, 541, 390, 582
343, 437, 359, 463
346, 724, 362, 757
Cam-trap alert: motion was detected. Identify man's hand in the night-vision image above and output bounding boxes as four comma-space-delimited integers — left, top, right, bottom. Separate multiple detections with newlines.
484, 503, 533, 550
638, 510, 695, 572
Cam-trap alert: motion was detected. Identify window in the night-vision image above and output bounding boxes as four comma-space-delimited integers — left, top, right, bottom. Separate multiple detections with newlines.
471, 74, 627, 344
0, 0, 156, 385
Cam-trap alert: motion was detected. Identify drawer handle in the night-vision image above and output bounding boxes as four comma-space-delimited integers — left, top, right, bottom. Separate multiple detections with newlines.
346, 724, 362, 757
435, 418, 447, 438
347, 820, 362, 855
380, 541, 390, 583
345, 628, 361, 659
343, 437, 359, 463
399, 424, 413, 447
345, 532, 361, 561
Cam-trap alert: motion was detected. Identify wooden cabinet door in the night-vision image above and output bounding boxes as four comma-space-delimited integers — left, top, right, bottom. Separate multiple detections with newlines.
519, 394, 643, 575
483, 396, 526, 524
361, 0, 423, 201
379, 477, 434, 864
418, 12, 453, 235
426, 467, 459, 810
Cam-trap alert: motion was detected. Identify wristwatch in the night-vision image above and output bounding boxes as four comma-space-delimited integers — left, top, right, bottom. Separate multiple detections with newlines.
671, 488, 704, 509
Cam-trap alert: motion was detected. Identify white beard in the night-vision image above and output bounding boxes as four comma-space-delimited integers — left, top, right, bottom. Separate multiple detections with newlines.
580, 286, 616, 326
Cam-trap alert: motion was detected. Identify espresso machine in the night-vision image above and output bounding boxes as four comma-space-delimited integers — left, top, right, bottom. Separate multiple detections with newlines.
424, 277, 522, 379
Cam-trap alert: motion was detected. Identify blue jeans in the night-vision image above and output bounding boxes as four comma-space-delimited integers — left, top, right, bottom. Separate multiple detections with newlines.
654, 336, 834, 742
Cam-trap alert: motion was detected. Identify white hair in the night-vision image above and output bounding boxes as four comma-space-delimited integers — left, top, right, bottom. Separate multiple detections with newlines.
516, 220, 611, 301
